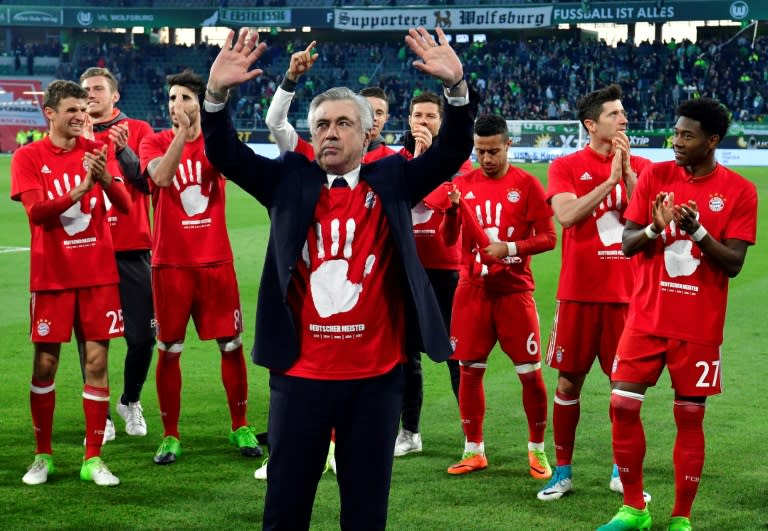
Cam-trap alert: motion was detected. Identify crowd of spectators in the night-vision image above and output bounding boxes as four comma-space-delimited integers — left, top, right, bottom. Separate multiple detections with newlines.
23, 31, 768, 132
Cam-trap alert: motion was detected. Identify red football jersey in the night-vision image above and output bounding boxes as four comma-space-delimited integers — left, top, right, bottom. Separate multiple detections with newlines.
624, 162, 757, 345
454, 166, 553, 293
11, 136, 119, 291
139, 130, 233, 267
93, 113, 153, 252
287, 181, 406, 379
547, 146, 652, 303
399, 147, 471, 270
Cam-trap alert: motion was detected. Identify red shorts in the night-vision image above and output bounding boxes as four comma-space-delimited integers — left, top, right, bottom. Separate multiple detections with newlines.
611, 328, 722, 397
30, 285, 123, 343
152, 263, 243, 342
545, 300, 627, 376
450, 283, 541, 364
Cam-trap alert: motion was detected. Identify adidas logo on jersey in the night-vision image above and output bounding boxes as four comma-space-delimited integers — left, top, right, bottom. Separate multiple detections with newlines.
579, 172, 592, 181
464, 191, 476, 199
41, 165, 52, 174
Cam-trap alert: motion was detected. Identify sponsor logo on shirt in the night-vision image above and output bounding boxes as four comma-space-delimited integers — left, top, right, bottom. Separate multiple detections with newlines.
708, 193, 725, 213
464, 191, 476, 200
41, 165, 52, 174
36, 319, 51, 337
579, 172, 592, 181
506, 188, 521, 203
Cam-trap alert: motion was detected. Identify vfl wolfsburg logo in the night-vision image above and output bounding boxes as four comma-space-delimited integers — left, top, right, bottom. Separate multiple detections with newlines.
729, 1, 749, 20
77, 11, 94, 26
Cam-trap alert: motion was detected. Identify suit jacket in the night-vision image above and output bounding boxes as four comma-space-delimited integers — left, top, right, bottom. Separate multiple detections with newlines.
202, 96, 476, 372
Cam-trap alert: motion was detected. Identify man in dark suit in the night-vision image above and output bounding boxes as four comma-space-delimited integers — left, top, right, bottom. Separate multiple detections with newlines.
200, 27, 474, 530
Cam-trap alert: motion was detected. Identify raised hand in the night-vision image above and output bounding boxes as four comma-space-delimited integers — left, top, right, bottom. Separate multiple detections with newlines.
411, 124, 433, 157
208, 27, 267, 94
612, 131, 634, 176
84, 145, 109, 186
404, 27, 463, 87
651, 191, 675, 233
109, 122, 129, 153
82, 113, 95, 141
287, 41, 319, 82
174, 158, 213, 216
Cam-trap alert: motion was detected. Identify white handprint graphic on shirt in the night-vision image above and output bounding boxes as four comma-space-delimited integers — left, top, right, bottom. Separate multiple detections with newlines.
593, 183, 624, 246
472, 200, 520, 276
47, 174, 96, 236
304, 218, 376, 318
175, 158, 213, 216
662, 221, 701, 278
411, 202, 434, 225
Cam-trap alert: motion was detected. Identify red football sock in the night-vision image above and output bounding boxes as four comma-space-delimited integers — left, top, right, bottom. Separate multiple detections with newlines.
83, 384, 109, 460
220, 343, 248, 430
672, 400, 706, 518
156, 347, 181, 439
553, 390, 580, 466
610, 390, 646, 509
30, 379, 55, 455
458, 363, 486, 444
517, 367, 548, 443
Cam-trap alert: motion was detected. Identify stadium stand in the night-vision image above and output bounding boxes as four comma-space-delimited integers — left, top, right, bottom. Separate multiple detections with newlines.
7, 32, 766, 132
61, 34, 764, 132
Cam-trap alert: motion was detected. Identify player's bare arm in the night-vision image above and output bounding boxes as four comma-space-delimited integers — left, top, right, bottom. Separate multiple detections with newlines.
148, 102, 192, 187
551, 147, 626, 228
675, 200, 750, 277
622, 191, 675, 256
206, 27, 267, 101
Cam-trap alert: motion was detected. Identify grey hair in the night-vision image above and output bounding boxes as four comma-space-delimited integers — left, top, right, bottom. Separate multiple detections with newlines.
308, 87, 374, 135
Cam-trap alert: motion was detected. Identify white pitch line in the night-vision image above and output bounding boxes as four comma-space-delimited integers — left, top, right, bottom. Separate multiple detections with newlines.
0, 246, 30, 253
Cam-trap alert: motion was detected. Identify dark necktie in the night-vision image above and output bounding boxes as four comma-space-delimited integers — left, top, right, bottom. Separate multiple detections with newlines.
331, 177, 348, 188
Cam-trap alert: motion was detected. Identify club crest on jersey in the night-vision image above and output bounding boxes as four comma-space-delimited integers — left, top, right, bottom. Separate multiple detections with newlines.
364, 190, 376, 209
612, 356, 619, 374
36, 319, 51, 337
507, 189, 521, 203
449, 336, 458, 352
708, 193, 725, 213
555, 346, 564, 363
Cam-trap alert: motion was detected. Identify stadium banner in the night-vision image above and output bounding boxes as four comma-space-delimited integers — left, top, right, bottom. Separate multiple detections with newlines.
1, 1, 765, 29
0, 6, 292, 28
552, 0, 766, 23
333, 7, 552, 31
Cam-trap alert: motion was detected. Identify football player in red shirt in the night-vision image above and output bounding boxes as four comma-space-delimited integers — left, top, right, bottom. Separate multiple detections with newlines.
79, 66, 155, 440
598, 99, 757, 531
539, 84, 652, 502
139, 69, 261, 465
441, 114, 556, 478
393, 91, 474, 458
12, 80, 131, 486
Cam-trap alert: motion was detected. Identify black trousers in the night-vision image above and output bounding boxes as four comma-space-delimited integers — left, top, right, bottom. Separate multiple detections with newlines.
263, 365, 404, 531
79, 250, 155, 403
402, 268, 459, 433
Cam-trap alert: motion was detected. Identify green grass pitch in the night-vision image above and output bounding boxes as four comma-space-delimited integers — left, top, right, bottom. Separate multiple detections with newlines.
0, 154, 765, 530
